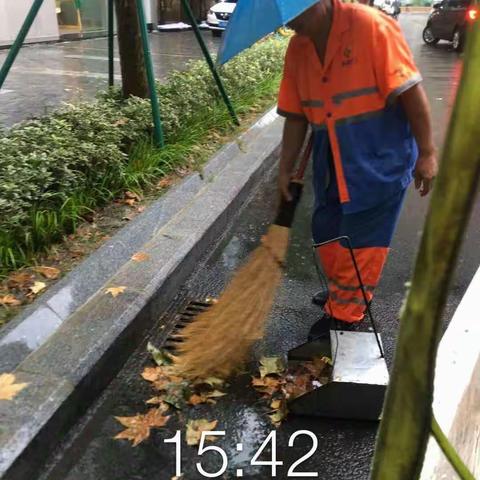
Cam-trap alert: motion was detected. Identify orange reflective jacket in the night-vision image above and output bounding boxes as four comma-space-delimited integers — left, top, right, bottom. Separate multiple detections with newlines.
278, 0, 421, 213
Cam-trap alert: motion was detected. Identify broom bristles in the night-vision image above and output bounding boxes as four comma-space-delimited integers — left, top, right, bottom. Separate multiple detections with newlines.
174, 224, 290, 379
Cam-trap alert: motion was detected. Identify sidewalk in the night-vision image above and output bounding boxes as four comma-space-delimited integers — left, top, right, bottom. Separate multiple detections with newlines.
0, 31, 220, 127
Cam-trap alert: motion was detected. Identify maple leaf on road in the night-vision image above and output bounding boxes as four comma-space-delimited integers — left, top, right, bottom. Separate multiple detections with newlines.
114, 408, 170, 446
186, 419, 218, 446
0, 373, 28, 400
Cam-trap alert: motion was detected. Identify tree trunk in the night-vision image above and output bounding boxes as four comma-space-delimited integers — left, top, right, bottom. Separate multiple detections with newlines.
115, 0, 148, 98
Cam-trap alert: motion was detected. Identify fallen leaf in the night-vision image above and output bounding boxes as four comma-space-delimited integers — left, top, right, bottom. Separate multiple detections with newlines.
163, 381, 191, 409
202, 376, 224, 387
146, 397, 169, 408
29, 281, 47, 295
125, 191, 141, 201
132, 252, 150, 262
141, 366, 163, 383
259, 356, 285, 378
124, 198, 136, 206
186, 419, 218, 446
187, 390, 226, 406
304, 357, 328, 378
188, 394, 207, 406
147, 342, 173, 366
33, 266, 60, 279
269, 409, 287, 428
7, 272, 33, 288
105, 286, 127, 297
137, 206, 146, 213
270, 399, 282, 410
321, 356, 333, 366
252, 376, 284, 396
115, 408, 170, 446
0, 373, 28, 400
157, 177, 173, 189
0, 295, 21, 306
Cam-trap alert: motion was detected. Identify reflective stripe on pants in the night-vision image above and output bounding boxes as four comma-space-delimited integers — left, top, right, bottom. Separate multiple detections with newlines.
317, 242, 388, 322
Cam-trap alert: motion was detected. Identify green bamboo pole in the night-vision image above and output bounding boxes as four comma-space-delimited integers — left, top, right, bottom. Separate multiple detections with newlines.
371, 23, 480, 480
108, 0, 114, 87
431, 417, 475, 480
0, 0, 45, 90
180, 0, 240, 126
135, 0, 165, 147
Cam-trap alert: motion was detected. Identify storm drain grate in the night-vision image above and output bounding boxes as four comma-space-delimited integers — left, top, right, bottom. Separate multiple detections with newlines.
163, 299, 215, 352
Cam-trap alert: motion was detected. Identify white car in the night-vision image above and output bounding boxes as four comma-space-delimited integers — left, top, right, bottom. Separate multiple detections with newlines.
207, 0, 237, 37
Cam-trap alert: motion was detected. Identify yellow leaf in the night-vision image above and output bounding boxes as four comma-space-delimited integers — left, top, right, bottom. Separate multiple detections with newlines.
114, 408, 170, 446
29, 281, 47, 295
132, 252, 150, 262
268, 409, 287, 428
0, 295, 21, 306
105, 286, 127, 297
33, 266, 60, 280
270, 399, 282, 410
186, 419, 218, 446
259, 356, 285, 378
0, 373, 28, 400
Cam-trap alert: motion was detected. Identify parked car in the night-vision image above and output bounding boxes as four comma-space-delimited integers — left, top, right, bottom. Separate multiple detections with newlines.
206, 0, 237, 37
373, 0, 401, 19
422, 0, 478, 51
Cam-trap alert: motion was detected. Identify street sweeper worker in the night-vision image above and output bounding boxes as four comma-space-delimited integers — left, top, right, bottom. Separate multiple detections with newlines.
277, 0, 438, 338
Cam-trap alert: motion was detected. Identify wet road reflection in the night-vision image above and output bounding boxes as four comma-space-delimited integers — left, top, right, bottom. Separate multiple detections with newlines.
0, 30, 221, 127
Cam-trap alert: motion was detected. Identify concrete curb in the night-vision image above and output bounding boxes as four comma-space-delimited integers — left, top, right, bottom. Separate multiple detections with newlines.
0, 108, 283, 480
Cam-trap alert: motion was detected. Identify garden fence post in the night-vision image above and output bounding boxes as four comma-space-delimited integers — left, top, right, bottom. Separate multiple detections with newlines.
180, 0, 240, 126
108, 0, 115, 87
135, 0, 165, 147
0, 0, 45, 91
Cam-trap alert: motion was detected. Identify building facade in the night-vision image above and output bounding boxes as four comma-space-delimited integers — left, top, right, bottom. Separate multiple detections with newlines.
0, 0, 160, 48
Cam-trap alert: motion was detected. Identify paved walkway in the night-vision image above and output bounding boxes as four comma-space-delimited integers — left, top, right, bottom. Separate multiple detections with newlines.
0, 31, 221, 127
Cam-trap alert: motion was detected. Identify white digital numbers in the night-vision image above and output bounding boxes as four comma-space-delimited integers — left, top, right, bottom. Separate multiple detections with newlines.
163, 429, 319, 478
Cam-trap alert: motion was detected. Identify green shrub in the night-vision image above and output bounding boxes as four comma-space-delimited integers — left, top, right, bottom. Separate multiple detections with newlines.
0, 36, 287, 272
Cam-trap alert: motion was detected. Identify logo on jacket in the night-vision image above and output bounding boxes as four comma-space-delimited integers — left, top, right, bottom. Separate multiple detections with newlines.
342, 47, 354, 66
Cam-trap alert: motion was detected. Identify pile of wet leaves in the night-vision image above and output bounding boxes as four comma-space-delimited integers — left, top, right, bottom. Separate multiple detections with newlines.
114, 342, 332, 448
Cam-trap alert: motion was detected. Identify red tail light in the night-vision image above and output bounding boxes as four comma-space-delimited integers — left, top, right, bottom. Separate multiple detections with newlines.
467, 7, 478, 21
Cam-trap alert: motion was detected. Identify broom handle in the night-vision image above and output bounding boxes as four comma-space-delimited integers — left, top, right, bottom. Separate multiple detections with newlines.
275, 133, 313, 228
293, 133, 314, 182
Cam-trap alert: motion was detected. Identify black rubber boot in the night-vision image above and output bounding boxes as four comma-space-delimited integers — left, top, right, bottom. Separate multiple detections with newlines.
332, 318, 365, 332
311, 290, 328, 307
308, 313, 332, 341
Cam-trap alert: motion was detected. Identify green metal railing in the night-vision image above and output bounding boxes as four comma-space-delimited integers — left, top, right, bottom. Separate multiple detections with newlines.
0, 0, 46, 91
180, 0, 239, 125
135, 0, 165, 147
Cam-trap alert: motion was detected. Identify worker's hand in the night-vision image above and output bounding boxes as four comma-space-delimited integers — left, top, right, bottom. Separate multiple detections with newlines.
278, 170, 293, 202
415, 150, 438, 197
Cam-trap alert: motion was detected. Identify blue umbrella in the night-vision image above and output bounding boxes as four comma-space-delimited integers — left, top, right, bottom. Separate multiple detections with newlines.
217, 0, 320, 65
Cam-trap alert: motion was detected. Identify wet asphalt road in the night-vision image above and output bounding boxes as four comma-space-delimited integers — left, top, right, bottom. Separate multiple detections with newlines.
38, 14, 480, 480
0, 30, 221, 127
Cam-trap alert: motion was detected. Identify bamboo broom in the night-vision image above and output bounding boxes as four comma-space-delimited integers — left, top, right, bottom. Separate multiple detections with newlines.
174, 136, 313, 379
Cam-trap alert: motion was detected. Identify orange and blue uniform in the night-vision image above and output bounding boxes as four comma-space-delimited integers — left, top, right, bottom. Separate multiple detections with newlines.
278, 0, 421, 322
